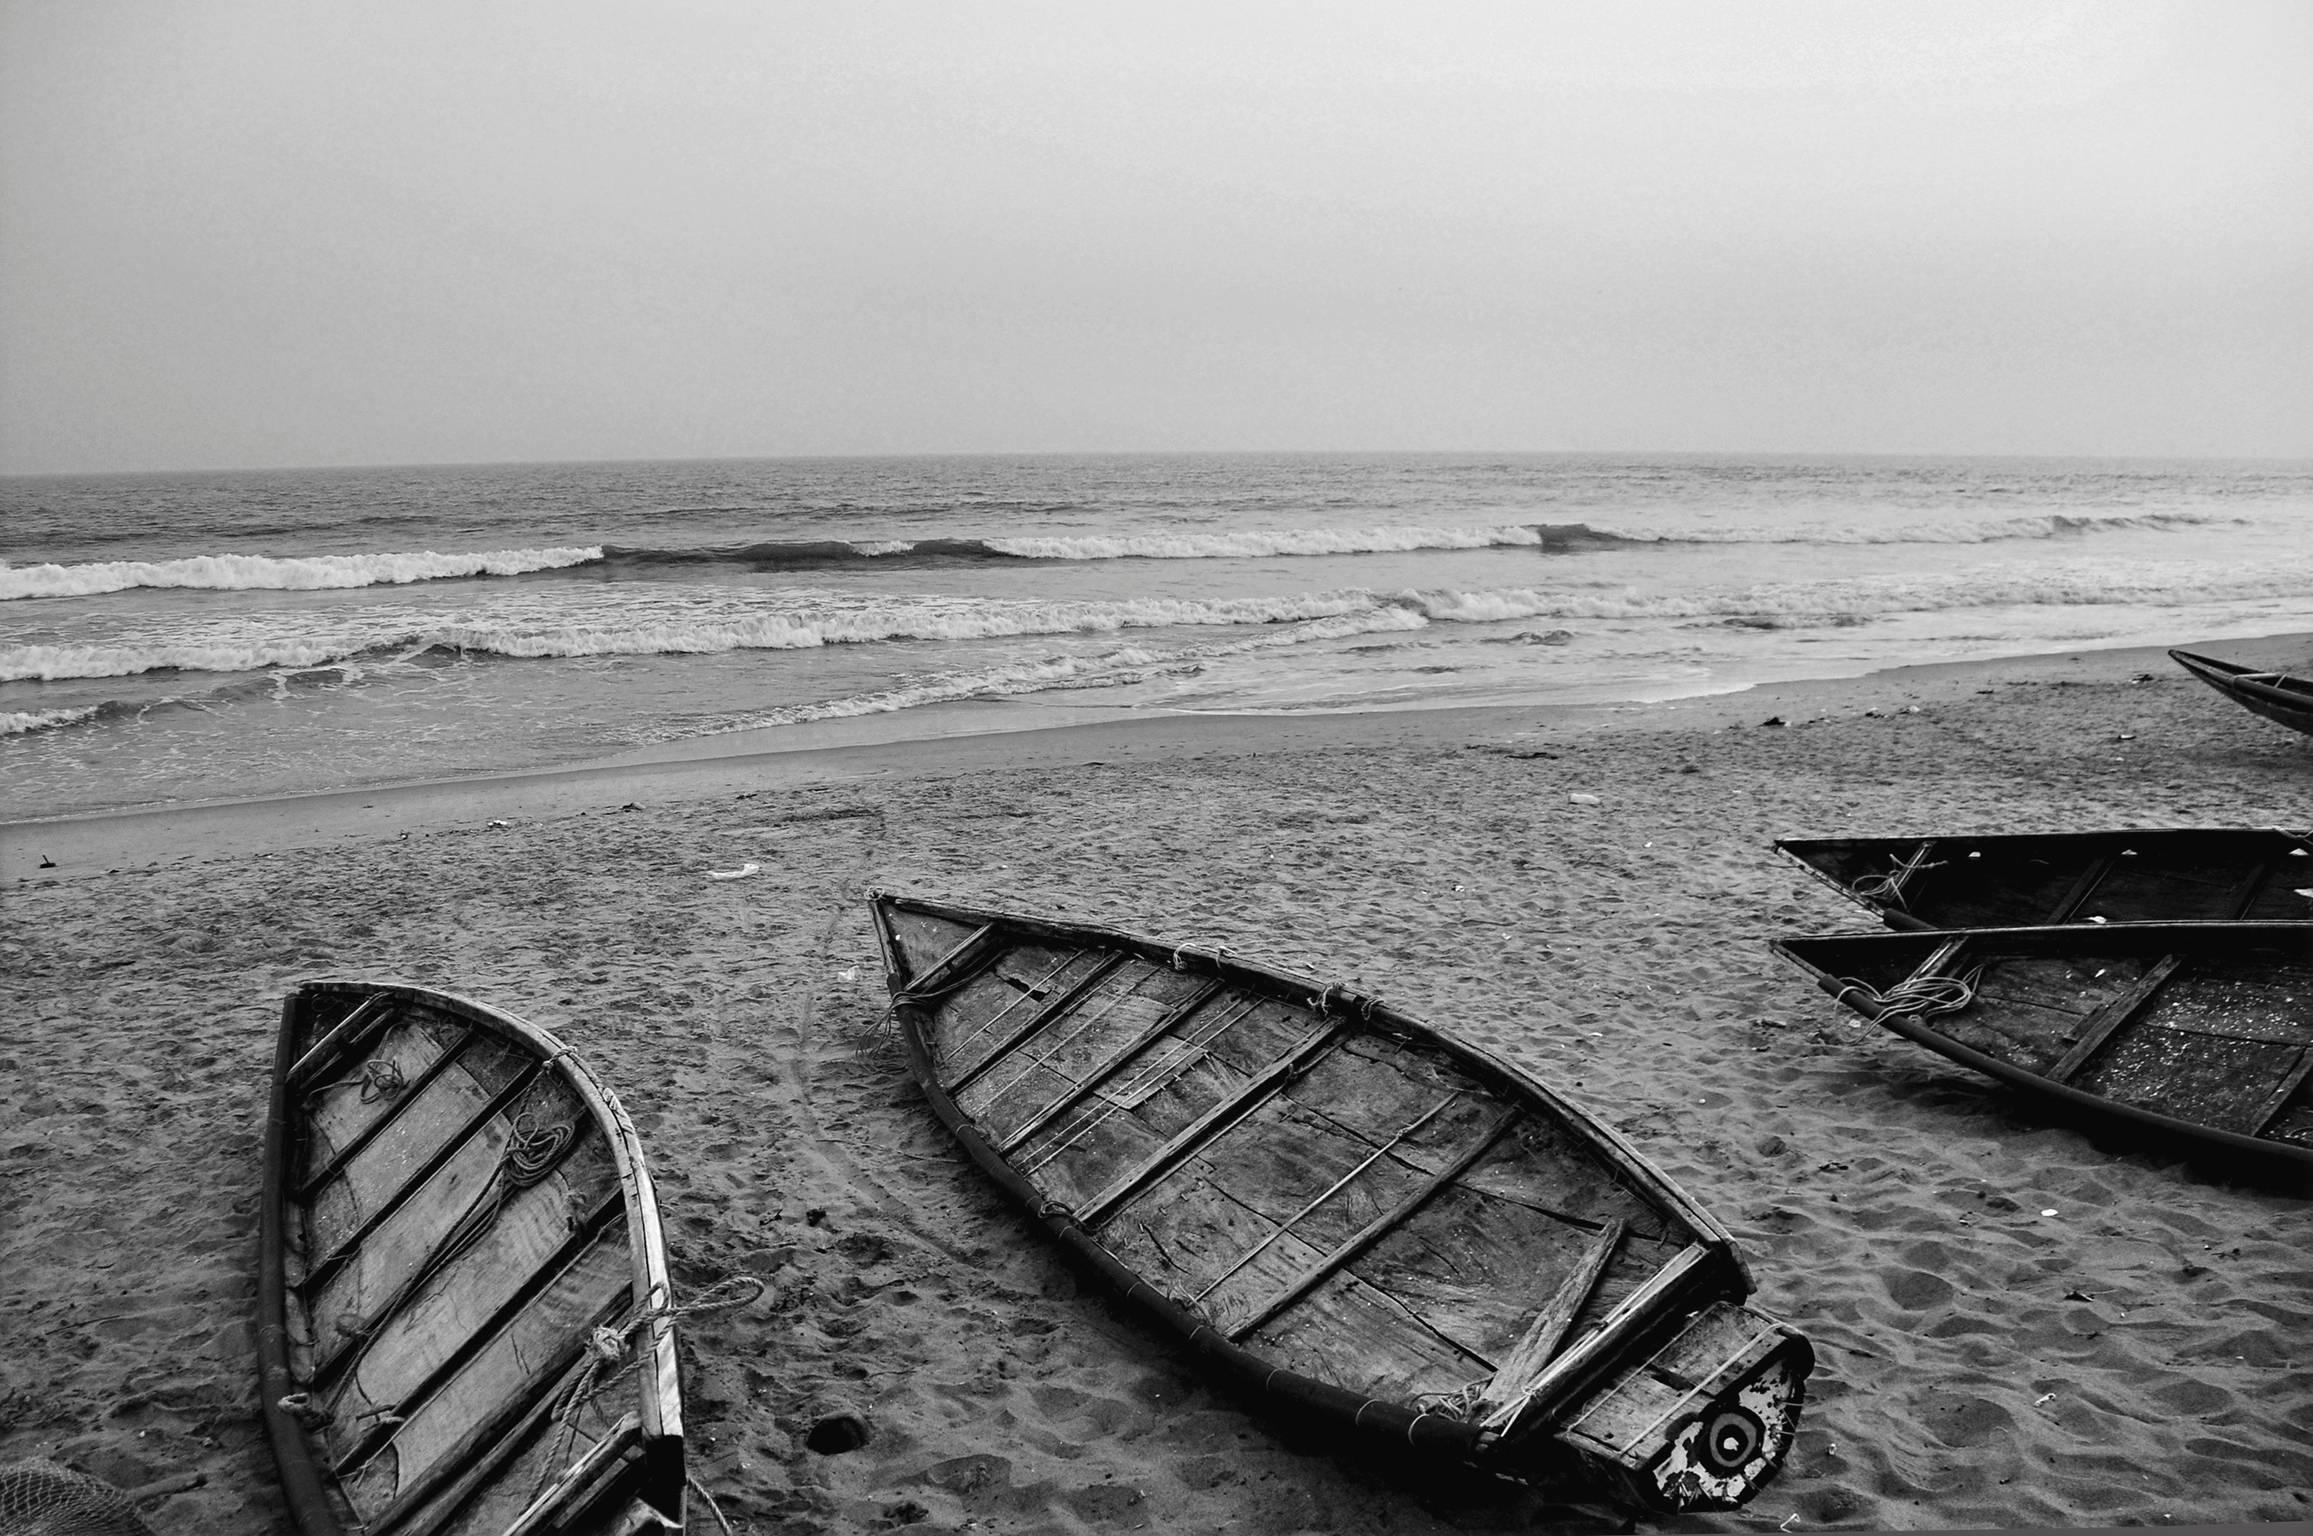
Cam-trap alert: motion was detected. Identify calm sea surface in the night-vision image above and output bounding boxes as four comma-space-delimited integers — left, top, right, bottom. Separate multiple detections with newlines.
4, 453, 2307, 820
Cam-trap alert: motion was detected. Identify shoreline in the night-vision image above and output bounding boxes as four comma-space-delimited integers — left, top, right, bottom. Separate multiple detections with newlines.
9, 631, 2307, 885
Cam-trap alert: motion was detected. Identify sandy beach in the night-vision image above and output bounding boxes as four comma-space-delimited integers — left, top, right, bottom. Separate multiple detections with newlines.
3, 634, 2308, 1535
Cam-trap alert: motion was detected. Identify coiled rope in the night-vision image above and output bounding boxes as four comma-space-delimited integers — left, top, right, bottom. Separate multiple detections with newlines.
536, 1275, 770, 1533
1831, 967, 1982, 1021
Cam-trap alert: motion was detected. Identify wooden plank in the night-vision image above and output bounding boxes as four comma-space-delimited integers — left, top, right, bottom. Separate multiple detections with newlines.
299, 1031, 480, 1200
1186, 1090, 1470, 1308
499, 1412, 646, 1536
933, 945, 1097, 1083
316, 1142, 619, 1397
288, 991, 398, 1092
1555, 1302, 1792, 1464
1223, 1108, 1521, 1343
995, 977, 1230, 1155
2045, 953, 2184, 1084
1336, 1183, 1642, 1365
1481, 1242, 1712, 1432
2248, 1049, 2313, 1137
2043, 855, 2117, 923
1073, 1018, 1343, 1229
1249, 1263, 1496, 1405
947, 952, 1130, 1097
1008, 994, 1281, 1207
302, 1017, 460, 1186
959, 959, 1206, 1135
1480, 1218, 1625, 1409
893, 919, 997, 996
305, 1059, 553, 1291
341, 1233, 633, 1527
2222, 861, 2273, 917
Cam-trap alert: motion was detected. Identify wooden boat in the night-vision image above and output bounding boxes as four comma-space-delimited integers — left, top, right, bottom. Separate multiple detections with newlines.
869, 891, 1813, 1513
2170, 648, 2313, 737
1771, 923, 2313, 1186
258, 981, 685, 1536
1776, 828, 2313, 931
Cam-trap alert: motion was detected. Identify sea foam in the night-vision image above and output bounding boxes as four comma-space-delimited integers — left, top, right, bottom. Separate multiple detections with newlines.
0, 546, 604, 599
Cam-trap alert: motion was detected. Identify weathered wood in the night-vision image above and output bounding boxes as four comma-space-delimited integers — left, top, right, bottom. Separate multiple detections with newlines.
932, 945, 1099, 1083
1010, 994, 1298, 1207
2044, 954, 2183, 1083
288, 992, 399, 1093
316, 1149, 619, 1399
299, 1030, 481, 1201
1774, 923, 2313, 1180
995, 976, 1230, 1155
1558, 1301, 1780, 1456
2248, 1051, 2313, 1137
260, 981, 685, 1536
2044, 855, 2117, 923
1187, 1091, 1469, 1308
1781, 828, 2313, 928
874, 891, 1806, 1514
1482, 1243, 1713, 1431
947, 951, 1131, 1098
343, 1232, 633, 1523
1481, 1218, 1625, 1409
1074, 1019, 1343, 1228
305, 1060, 562, 1296
1223, 1108, 1521, 1343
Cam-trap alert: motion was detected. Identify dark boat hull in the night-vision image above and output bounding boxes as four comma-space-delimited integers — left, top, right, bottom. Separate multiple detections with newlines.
1776, 828, 2313, 931
258, 981, 684, 1536
1772, 924, 2313, 1188
871, 892, 1811, 1513
2171, 648, 2313, 737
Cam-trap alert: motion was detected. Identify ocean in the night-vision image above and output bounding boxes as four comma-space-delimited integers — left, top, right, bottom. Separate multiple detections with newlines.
4, 453, 2307, 822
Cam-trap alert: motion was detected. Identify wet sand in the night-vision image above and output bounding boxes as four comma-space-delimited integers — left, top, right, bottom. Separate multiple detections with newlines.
3, 636, 2308, 1533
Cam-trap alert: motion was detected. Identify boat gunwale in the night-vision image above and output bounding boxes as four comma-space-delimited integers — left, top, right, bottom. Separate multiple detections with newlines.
868, 889, 1757, 1461
257, 978, 683, 1536
2170, 648, 2313, 733
1768, 922, 2313, 1185
1773, 828, 2313, 932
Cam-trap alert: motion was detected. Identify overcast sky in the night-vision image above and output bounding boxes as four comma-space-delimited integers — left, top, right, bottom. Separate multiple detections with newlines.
2, 1, 2307, 474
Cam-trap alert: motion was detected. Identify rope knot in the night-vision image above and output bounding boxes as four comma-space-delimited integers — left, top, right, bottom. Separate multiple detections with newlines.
587, 1324, 626, 1364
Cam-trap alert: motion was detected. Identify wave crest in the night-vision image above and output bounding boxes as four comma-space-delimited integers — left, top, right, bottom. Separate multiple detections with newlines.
0, 545, 604, 600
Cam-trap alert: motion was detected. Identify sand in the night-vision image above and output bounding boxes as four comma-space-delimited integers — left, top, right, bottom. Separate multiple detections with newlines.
3, 636, 2308, 1535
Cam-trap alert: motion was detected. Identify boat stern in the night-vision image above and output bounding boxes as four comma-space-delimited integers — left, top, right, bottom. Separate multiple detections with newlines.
1550, 1300, 1812, 1512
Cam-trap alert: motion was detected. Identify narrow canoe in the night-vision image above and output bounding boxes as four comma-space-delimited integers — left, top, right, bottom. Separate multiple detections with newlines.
870, 891, 1813, 1513
1771, 923, 2313, 1187
258, 981, 685, 1536
1776, 828, 2313, 931
2170, 648, 2313, 738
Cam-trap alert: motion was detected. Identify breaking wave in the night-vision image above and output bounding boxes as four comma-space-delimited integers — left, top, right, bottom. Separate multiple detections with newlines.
0, 546, 603, 600
1, 507, 2240, 600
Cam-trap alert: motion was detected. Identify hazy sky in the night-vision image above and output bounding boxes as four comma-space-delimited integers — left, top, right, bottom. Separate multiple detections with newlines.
3, 1, 2308, 474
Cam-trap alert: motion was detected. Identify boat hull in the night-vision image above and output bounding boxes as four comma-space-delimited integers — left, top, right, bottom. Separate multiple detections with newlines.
2171, 648, 2313, 738
258, 981, 684, 1536
1773, 923, 2313, 1188
871, 892, 1810, 1512
1776, 828, 2313, 931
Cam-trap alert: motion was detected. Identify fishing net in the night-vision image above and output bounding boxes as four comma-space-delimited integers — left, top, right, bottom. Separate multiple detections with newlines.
0, 1461, 157, 1536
